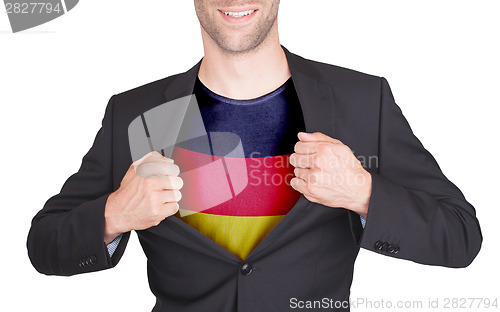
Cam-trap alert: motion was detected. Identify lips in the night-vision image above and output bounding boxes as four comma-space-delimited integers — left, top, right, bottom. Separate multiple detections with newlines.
218, 8, 258, 24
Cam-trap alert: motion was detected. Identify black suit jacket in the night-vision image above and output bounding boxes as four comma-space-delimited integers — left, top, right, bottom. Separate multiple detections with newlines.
27, 46, 482, 311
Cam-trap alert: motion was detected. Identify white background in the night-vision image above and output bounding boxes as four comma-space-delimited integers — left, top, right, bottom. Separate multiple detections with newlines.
1, 0, 499, 311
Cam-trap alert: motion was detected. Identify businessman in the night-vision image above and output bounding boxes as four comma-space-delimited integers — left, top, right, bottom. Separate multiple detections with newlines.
27, 1, 482, 311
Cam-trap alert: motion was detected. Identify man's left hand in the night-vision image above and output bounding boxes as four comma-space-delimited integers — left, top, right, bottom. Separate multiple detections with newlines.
289, 132, 372, 219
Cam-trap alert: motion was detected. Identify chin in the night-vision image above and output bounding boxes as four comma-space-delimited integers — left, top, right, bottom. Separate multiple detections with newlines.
219, 36, 261, 54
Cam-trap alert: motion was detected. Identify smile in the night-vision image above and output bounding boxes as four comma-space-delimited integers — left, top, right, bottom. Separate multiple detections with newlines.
220, 10, 256, 18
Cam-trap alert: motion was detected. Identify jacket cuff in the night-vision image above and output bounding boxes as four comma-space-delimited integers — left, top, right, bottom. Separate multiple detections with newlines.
71, 193, 114, 273
356, 173, 405, 257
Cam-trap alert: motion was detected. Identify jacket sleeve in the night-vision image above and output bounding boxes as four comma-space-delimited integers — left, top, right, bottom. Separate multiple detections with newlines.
351, 77, 482, 268
27, 95, 130, 276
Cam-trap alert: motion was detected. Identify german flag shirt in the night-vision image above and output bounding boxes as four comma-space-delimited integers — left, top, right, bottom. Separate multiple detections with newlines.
173, 76, 306, 260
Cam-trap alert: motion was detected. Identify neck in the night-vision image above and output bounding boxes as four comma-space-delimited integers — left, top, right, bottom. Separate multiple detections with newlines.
197, 25, 291, 100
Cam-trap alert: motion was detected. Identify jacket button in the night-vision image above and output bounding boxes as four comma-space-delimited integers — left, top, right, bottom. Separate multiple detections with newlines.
89, 256, 97, 265
240, 263, 253, 276
79, 258, 87, 267
381, 242, 389, 252
387, 244, 395, 254
374, 241, 383, 250
393, 245, 400, 254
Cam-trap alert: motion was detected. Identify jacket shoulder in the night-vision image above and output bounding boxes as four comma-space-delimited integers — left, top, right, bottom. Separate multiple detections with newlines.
292, 52, 383, 89
109, 70, 192, 126
113, 72, 182, 104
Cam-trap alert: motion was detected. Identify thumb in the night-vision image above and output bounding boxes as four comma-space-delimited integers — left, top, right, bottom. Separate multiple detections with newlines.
297, 132, 340, 143
133, 151, 173, 168
133, 151, 161, 167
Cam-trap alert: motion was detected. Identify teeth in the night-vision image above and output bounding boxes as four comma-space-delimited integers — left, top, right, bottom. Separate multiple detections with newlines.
222, 10, 255, 18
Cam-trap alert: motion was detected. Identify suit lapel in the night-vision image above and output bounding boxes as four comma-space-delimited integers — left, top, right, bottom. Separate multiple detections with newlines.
163, 60, 201, 102
157, 46, 338, 262
282, 46, 337, 136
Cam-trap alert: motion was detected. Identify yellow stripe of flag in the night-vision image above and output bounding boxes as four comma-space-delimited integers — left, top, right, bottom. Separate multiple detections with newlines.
177, 209, 285, 260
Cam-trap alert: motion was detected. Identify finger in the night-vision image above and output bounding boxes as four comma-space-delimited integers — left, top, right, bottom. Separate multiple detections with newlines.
135, 162, 166, 178
289, 153, 315, 168
136, 162, 180, 178
162, 202, 180, 217
134, 151, 174, 168
294, 141, 315, 154
161, 175, 184, 190
142, 154, 174, 165
294, 141, 338, 154
294, 167, 324, 185
133, 151, 161, 166
126, 151, 155, 180
293, 167, 311, 181
290, 177, 320, 203
297, 132, 342, 144
165, 163, 180, 176
158, 189, 182, 202
290, 177, 312, 196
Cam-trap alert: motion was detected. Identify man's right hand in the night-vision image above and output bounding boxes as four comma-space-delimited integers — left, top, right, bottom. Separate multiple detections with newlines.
103, 151, 183, 244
